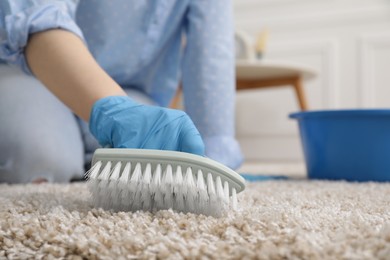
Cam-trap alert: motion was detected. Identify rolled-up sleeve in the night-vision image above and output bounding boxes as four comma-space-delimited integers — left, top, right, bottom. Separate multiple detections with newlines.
182, 0, 243, 169
0, 0, 83, 74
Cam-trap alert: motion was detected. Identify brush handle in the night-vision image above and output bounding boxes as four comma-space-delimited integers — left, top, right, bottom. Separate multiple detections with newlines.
92, 148, 246, 194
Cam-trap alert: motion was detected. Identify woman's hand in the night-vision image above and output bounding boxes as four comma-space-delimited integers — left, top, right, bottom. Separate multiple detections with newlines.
89, 96, 205, 155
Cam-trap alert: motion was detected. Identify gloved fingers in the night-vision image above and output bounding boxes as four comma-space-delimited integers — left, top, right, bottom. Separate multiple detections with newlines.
90, 96, 205, 156
135, 110, 205, 155
178, 118, 205, 156
90, 96, 140, 148
180, 132, 205, 156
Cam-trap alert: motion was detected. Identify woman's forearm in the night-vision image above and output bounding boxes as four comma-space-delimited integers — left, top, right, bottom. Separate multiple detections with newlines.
25, 29, 126, 121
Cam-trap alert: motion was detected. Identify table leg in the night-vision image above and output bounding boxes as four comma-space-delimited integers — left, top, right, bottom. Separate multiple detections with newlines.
170, 84, 183, 109
293, 77, 308, 110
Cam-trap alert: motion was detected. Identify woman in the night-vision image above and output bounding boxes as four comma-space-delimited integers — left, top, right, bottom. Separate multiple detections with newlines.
0, 0, 243, 183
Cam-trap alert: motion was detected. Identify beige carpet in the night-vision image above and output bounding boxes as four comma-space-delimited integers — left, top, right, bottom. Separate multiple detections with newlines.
1, 180, 389, 259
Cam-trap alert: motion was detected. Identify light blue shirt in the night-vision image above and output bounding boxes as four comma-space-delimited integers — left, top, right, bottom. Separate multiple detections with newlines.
0, 0, 243, 168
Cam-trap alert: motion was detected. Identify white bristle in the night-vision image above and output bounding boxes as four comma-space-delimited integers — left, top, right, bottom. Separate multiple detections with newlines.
216, 176, 224, 199
196, 170, 208, 214
107, 162, 122, 209
207, 173, 217, 216
95, 162, 112, 209
152, 164, 162, 187
174, 166, 184, 188
162, 164, 173, 184
86, 161, 102, 179
184, 167, 196, 213
207, 173, 216, 195
140, 164, 152, 210
129, 163, 143, 211
162, 165, 174, 209
119, 163, 132, 210
216, 176, 228, 214
151, 164, 163, 210
110, 162, 122, 180
86, 158, 242, 217
131, 163, 142, 182
98, 162, 112, 180
173, 166, 185, 212
119, 162, 131, 183
142, 163, 152, 183
232, 188, 237, 210
86, 161, 102, 207
224, 181, 229, 203
196, 170, 206, 190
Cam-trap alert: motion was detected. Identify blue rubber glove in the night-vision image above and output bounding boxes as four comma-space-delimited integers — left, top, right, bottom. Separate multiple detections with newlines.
89, 96, 205, 155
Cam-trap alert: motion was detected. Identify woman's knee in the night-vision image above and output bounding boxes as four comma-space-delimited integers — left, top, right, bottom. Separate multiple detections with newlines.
0, 65, 85, 183
0, 145, 83, 183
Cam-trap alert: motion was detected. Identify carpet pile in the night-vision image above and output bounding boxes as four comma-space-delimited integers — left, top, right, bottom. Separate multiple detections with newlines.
0, 180, 389, 259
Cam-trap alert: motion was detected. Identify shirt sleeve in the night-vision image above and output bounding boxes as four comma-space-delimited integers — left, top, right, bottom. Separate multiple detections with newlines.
181, 0, 243, 169
0, 0, 84, 74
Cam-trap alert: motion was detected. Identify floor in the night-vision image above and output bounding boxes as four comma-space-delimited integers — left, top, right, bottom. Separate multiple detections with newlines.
1, 169, 389, 259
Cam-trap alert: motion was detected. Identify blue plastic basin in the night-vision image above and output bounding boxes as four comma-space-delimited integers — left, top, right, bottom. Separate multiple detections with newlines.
290, 110, 390, 182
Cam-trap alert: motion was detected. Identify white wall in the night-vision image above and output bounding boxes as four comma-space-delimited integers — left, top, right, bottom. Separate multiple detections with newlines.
234, 0, 390, 164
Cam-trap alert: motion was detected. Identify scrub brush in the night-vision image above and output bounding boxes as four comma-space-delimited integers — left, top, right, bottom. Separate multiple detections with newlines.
85, 148, 245, 217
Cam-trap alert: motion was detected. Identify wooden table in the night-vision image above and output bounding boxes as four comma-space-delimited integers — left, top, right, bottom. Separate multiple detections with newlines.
170, 60, 316, 110
236, 60, 317, 110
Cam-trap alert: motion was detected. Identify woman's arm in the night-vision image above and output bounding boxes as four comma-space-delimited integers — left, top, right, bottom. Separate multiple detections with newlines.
181, 0, 243, 169
25, 29, 126, 121
1, 3, 205, 156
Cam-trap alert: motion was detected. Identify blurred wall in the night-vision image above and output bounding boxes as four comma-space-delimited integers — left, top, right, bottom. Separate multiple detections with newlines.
233, 0, 390, 163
